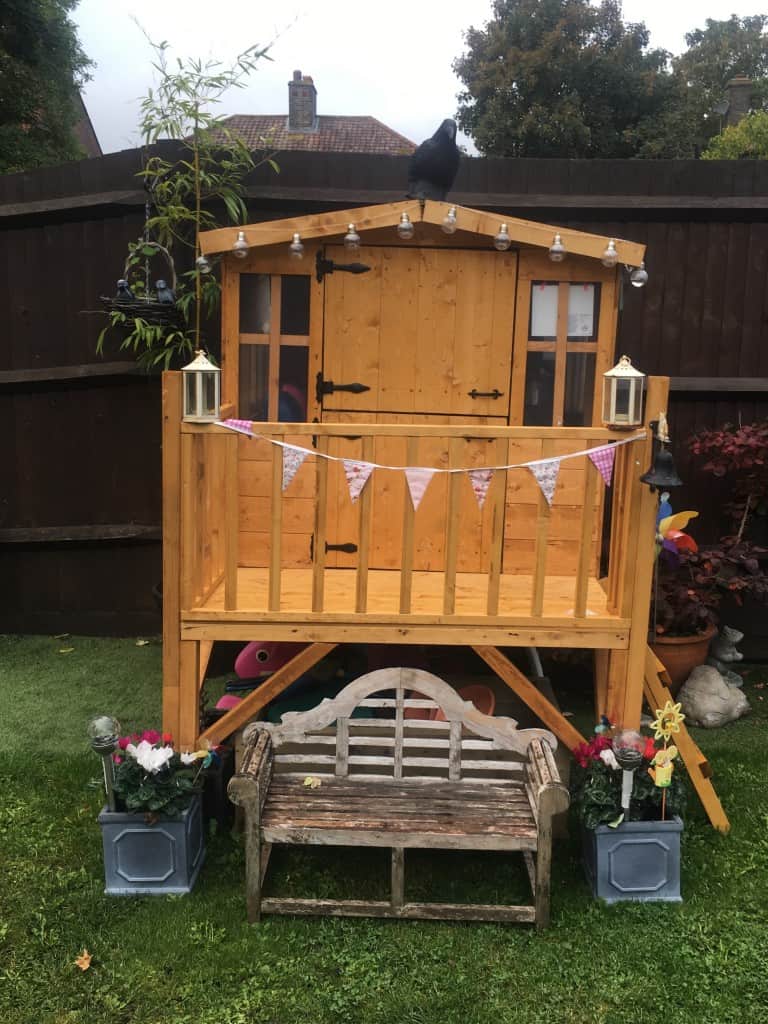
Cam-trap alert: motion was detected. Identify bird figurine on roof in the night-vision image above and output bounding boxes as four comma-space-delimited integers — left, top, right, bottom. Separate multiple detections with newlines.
155, 279, 176, 304
407, 118, 461, 202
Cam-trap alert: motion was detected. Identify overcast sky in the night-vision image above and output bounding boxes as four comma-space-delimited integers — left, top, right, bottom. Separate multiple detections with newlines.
75, 0, 764, 155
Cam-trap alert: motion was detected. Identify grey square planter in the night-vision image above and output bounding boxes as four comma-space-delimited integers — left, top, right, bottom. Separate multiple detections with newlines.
98, 795, 205, 895
582, 816, 683, 904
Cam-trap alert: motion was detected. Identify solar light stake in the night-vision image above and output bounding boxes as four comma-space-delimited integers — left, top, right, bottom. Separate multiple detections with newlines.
87, 714, 120, 812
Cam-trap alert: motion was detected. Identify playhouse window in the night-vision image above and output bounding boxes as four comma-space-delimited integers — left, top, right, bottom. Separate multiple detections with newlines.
238, 273, 311, 421
524, 280, 600, 426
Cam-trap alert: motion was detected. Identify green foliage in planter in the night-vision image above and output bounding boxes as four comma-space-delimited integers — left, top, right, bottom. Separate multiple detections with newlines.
112, 752, 201, 818
571, 736, 687, 830
97, 36, 277, 369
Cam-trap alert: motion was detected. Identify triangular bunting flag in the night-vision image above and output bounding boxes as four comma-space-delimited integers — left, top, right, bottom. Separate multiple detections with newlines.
343, 459, 374, 503
405, 468, 436, 511
588, 445, 616, 488
282, 446, 309, 491
219, 418, 254, 437
467, 469, 494, 509
529, 459, 561, 507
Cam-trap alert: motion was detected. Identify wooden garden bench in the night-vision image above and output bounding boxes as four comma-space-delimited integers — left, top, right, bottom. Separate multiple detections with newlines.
228, 668, 569, 928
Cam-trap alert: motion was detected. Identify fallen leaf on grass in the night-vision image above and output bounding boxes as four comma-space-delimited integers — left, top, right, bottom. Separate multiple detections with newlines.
54, 632, 70, 640
59, 647, 75, 654
754, 683, 765, 690
74, 949, 92, 971
135, 639, 150, 646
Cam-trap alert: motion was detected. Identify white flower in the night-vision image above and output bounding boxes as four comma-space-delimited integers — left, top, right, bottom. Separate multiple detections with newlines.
180, 751, 200, 765
599, 748, 620, 771
126, 740, 175, 774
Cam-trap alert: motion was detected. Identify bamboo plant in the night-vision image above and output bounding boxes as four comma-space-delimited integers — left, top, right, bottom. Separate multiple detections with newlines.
98, 37, 277, 369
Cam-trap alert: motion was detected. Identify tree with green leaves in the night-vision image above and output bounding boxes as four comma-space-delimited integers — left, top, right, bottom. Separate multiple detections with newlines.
0, 0, 93, 173
665, 15, 768, 157
453, 0, 674, 158
98, 38, 276, 369
702, 110, 768, 159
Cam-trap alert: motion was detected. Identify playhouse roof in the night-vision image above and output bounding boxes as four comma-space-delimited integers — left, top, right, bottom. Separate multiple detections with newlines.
198, 199, 646, 266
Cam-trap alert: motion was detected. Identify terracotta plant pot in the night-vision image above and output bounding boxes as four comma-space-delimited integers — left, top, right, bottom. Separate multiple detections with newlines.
650, 624, 717, 693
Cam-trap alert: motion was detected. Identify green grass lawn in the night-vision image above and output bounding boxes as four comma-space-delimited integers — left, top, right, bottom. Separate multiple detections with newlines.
2, 634, 768, 1024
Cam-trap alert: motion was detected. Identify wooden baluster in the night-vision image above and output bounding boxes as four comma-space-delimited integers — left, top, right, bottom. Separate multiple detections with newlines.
399, 436, 418, 614
448, 720, 461, 781
224, 433, 239, 610
181, 433, 195, 609
530, 438, 554, 617
607, 442, 630, 613
443, 437, 463, 615
355, 435, 374, 613
268, 440, 282, 611
312, 435, 329, 613
574, 455, 597, 618
486, 436, 509, 616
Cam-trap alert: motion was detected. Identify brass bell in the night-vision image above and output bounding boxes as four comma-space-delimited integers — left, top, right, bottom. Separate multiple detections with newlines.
640, 444, 683, 492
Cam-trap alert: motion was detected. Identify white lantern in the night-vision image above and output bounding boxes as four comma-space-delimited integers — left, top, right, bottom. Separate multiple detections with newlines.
602, 355, 646, 429
182, 349, 221, 423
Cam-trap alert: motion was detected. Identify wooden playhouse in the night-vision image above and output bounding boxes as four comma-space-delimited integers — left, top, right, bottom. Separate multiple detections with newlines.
161, 199, 727, 830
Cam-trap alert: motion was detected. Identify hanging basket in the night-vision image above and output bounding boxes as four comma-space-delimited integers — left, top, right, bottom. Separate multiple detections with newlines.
100, 242, 185, 328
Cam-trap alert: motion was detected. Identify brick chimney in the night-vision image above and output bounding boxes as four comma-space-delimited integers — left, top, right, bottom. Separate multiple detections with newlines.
288, 70, 317, 131
725, 75, 753, 127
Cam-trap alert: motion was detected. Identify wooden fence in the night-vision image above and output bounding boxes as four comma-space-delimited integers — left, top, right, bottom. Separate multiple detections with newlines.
2, 146, 767, 632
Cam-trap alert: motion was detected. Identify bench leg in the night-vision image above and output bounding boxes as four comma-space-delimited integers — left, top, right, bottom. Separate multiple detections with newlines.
391, 847, 404, 913
535, 819, 553, 930
244, 804, 263, 924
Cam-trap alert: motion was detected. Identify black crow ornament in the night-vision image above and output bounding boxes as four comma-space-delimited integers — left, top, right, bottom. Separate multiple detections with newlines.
155, 279, 176, 304
407, 119, 460, 201
115, 279, 135, 301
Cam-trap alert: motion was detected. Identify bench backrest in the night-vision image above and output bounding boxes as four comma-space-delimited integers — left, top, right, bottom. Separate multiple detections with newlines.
255, 668, 557, 784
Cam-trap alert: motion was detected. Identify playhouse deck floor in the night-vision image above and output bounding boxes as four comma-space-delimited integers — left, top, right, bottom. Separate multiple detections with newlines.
189, 567, 619, 623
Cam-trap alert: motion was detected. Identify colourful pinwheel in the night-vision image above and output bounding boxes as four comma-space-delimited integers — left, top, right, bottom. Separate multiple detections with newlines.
656, 492, 698, 566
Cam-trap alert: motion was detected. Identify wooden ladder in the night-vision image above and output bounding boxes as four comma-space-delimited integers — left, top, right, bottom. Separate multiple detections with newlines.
644, 647, 730, 833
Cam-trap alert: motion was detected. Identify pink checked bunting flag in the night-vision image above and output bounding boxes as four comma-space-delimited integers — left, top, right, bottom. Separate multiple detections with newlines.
282, 446, 309, 491
220, 418, 254, 437
343, 460, 374, 503
588, 445, 616, 488
529, 459, 561, 507
405, 468, 435, 511
467, 469, 494, 509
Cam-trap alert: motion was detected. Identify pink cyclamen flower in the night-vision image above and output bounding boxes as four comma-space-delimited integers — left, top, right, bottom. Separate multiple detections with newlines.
141, 729, 162, 745
112, 754, 123, 764
117, 736, 131, 750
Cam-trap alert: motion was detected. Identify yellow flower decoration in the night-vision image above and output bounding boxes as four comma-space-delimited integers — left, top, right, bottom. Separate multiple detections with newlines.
650, 700, 685, 741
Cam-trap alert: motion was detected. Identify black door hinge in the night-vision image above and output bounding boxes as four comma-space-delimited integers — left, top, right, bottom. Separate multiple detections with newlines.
316, 251, 371, 283
316, 371, 371, 404
310, 536, 358, 559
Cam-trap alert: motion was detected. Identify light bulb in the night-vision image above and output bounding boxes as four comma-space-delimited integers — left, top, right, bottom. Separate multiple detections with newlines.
630, 262, 649, 288
548, 233, 566, 262
396, 212, 414, 240
441, 206, 458, 234
601, 239, 618, 268
196, 254, 212, 274
493, 223, 511, 251
289, 232, 304, 260
344, 224, 360, 251
232, 230, 249, 259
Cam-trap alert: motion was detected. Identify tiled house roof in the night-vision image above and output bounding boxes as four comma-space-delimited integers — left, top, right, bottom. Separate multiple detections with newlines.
220, 114, 416, 156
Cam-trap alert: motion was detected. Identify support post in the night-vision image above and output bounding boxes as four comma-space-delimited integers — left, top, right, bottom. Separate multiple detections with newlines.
619, 376, 669, 730
161, 372, 183, 741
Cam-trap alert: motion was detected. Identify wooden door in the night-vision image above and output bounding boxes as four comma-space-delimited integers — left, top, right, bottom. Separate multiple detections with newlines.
320, 245, 518, 570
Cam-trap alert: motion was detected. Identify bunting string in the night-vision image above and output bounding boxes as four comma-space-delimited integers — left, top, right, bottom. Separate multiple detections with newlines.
216, 419, 644, 476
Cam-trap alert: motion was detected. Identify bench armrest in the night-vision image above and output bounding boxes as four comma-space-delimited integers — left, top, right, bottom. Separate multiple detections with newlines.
228, 729, 273, 810
526, 737, 570, 819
